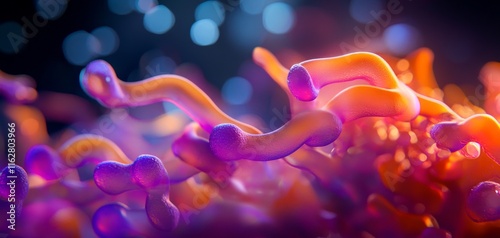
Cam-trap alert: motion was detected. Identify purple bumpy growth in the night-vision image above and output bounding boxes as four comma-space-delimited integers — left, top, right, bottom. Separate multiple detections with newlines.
93, 154, 179, 231
466, 181, 500, 222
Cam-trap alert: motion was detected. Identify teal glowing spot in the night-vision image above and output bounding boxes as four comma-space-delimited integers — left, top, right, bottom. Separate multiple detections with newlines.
108, 0, 135, 15
63, 31, 99, 66
144, 5, 175, 34
190, 19, 219, 46
222, 77, 253, 105
262, 2, 295, 34
195, 1, 225, 26
383, 24, 420, 55
92, 26, 119, 56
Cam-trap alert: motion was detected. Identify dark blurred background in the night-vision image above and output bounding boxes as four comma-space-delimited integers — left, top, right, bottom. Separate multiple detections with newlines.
1, 0, 500, 123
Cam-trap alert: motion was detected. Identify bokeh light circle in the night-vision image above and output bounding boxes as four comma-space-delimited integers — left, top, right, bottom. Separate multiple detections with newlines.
143, 5, 175, 34
135, 0, 158, 13
91, 26, 119, 56
36, 0, 69, 20
383, 23, 421, 55
108, 0, 135, 15
222, 76, 253, 105
241, 0, 267, 15
62, 31, 99, 66
262, 2, 295, 34
190, 19, 219, 46
195, 1, 225, 26
349, 0, 384, 23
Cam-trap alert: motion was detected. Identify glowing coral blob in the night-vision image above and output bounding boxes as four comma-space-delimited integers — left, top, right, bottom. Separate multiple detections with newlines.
210, 110, 342, 161
94, 154, 179, 231
7, 44, 500, 237
80, 60, 259, 134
